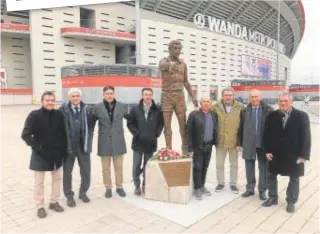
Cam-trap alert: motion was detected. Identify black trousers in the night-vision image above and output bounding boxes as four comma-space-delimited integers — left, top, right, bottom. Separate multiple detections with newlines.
63, 143, 91, 198
193, 143, 213, 190
132, 151, 153, 187
267, 172, 300, 204
245, 148, 268, 193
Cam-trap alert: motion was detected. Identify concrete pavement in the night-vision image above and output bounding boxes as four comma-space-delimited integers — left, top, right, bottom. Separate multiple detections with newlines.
1, 105, 319, 233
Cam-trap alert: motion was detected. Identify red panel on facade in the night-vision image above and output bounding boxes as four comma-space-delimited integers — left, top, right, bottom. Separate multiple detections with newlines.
232, 85, 286, 91
1, 23, 30, 31
0, 88, 32, 95
62, 76, 162, 88
60, 27, 135, 39
289, 88, 320, 93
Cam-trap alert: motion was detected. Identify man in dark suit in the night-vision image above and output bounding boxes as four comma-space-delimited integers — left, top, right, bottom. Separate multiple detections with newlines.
187, 96, 218, 200
237, 89, 273, 200
262, 92, 311, 213
59, 88, 94, 207
126, 88, 164, 195
21, 91, 67, 218
91, 86, 128, 198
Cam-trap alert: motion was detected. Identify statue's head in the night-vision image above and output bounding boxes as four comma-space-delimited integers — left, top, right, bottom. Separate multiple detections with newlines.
168, 40, 182, 59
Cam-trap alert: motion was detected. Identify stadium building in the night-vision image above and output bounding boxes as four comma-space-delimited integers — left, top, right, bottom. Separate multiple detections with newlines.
0, 0, 305, 105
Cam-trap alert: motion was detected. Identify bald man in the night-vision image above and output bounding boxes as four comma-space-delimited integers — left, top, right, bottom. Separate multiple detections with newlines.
187, 96, 218, 200
237, 89, 273, 200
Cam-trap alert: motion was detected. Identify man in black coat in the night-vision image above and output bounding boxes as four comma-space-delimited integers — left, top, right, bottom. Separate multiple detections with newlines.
127, 88, 164, 195
59, 88, 94, 207
237, 89, 273, 200
262, 92, 311, 213
187, 96, 218, 200
21, 91, 67, 218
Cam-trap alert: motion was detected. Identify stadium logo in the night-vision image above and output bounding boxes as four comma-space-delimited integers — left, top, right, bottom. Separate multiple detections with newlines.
194, 13, 205, 29
193, 13, 285, 54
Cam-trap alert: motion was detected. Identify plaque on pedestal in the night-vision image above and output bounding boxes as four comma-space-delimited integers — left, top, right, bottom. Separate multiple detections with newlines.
144, 149, 193, 205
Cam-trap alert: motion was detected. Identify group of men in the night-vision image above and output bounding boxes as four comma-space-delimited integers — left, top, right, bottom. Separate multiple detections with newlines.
187, 88, 311, 215
22, 84, 311, 219
21, 86, 164, 218
22, 39, 312, 220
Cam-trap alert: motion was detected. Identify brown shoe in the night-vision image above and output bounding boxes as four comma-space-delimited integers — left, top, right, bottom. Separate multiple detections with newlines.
49, 202, 64, 212
142, 186, 145, 194
37, 208, 47, 218
134, 186, 142, 196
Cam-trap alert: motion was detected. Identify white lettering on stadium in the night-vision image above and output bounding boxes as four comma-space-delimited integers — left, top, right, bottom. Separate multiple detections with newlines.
194, 13, 286, 54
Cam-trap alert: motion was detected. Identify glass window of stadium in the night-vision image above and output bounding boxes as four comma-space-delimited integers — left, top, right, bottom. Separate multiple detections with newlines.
80, 8, 95, 28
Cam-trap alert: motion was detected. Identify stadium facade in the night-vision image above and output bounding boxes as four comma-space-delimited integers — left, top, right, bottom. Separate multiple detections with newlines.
0, 0, 305, 105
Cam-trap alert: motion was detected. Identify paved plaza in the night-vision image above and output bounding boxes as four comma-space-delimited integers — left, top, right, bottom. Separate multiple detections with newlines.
1, 105, 319, 233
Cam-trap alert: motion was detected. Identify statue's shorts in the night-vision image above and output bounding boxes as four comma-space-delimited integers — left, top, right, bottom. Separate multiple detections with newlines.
161, 90, 187, 113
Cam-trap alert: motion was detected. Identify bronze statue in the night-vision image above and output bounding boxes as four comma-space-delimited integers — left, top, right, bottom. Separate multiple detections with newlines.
159, 40, 198, 155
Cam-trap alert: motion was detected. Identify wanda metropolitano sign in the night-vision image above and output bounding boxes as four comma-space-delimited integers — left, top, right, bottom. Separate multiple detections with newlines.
193, 13, 286, 54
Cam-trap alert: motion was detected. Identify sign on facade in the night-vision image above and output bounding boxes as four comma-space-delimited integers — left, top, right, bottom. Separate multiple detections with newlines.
193, 13, 285, 54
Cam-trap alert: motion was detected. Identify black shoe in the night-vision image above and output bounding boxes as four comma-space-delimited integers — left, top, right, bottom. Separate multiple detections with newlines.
194, 189, 203, 200
67, 197, 76, 207
116, 188, 126, 197
134, 186, 142, 196
49, 202, 64, 212
231, 185, 239, 194
79, 194, 90, 203
201, 186, 212, 196
286, 203, 295, 213
259, 192, 267, 201
241, 191, 255, 197
105, 189, 112, 198
262, 197, 278, 207
37, 208, 47, 218
215, 184, 224, 192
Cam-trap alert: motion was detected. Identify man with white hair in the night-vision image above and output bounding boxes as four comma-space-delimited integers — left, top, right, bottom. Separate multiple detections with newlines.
237, 89, 273, 201
187, 96, 218, 200
59, 88, 94, 207
262, 92, 311, 213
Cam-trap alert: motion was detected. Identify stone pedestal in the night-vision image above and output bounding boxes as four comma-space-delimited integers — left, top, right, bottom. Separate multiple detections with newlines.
144, 158, 193, 205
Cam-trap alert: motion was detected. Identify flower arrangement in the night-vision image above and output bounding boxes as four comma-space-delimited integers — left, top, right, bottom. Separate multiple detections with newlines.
152, 148, 190, 161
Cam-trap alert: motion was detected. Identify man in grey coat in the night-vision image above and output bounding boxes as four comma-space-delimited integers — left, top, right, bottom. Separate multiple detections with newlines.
237, 89, 273, 200
59, 88, 94, 207
91, 86, 127, 198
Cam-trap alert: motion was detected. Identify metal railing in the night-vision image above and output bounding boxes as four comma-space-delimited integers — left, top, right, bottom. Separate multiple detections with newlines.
231, 79, 287, 86
61, 64, 160, 78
